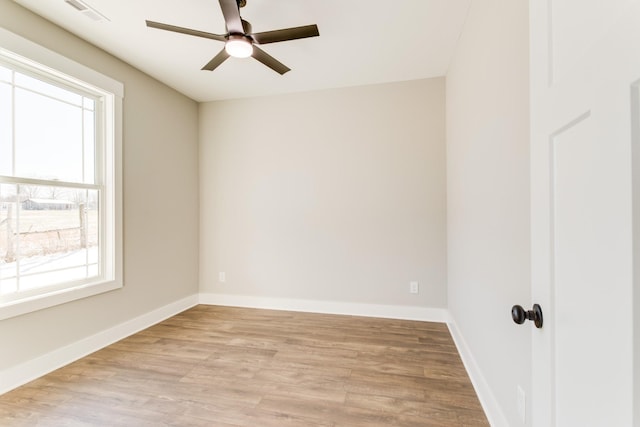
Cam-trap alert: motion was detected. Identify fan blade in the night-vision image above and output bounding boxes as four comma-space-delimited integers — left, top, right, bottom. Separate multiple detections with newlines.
219, 0, 244, 34
202, 49, 230, 71
146, 20, 227, 42
252, 46, 290, 75
251, 24, 319, 45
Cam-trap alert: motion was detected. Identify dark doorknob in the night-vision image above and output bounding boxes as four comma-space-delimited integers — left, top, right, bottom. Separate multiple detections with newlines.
511, 304, 543, 329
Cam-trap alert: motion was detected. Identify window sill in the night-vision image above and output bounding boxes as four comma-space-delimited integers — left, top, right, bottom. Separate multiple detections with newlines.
0, 279, 122, 321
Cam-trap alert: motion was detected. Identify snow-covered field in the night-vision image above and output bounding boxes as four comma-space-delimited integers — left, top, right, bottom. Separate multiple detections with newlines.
0, 247, 98, 294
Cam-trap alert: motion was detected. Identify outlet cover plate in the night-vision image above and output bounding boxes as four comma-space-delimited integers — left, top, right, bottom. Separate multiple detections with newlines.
409, 281, 419, 294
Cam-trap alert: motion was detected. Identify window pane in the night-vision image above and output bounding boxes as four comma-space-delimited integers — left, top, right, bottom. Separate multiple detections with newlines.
14, 72, 82, 106
18, 185, 78, 264
86, 189, 99, 251
88, 264, 98, 277
0, 185, 105, 299
19, 266, 89, 292
83, 97, 94, 111
83, 109, 95, 184
0, 277, 17, 295
0, 65, 10, 83
0, 83, 12, 175
1, 184, 102, 295
14, 88, 84, 182
0, 184, 18, 295
0, 184, 101, 294
17, 185, 99, 291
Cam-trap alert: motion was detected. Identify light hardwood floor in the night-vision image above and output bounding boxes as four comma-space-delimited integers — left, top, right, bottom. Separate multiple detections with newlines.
0, 305, 489, 426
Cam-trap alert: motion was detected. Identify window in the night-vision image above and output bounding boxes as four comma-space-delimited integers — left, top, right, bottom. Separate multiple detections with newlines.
0, 29, 122, 320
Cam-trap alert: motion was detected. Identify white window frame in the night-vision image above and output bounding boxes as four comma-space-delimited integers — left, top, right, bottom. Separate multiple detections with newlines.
0, 28, 123, 320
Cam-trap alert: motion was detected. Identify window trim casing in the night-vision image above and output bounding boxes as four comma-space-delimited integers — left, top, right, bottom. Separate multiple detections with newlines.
0, 28, 123, 321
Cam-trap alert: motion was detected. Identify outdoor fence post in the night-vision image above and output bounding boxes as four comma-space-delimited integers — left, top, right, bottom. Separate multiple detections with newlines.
5, 203, 15, 263
79, 203, 87, 248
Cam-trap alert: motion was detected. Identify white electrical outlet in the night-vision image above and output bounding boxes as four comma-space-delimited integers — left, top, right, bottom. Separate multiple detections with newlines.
517, 385, 526, 423
409, 281, 419, 294
218, 272, 226, 283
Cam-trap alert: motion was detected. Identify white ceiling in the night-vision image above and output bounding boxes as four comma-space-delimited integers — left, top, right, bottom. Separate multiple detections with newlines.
14, 0, 470, 102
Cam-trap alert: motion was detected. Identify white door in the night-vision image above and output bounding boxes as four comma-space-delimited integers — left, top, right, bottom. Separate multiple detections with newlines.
530, 1, 640, 426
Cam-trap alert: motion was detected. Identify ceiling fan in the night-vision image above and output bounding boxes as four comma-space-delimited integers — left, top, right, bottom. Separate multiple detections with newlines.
145, 0, 319, 75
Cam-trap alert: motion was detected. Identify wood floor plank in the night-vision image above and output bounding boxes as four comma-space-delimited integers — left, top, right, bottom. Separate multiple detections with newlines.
0, 305, 488, 426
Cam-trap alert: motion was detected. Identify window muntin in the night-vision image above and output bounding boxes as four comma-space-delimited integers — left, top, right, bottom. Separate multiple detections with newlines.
0, 36, 122, 318
0, 81, 10, 175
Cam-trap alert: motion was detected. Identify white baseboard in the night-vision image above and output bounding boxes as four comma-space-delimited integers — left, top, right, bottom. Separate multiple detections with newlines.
447, 318, 508, 427
199, 293, 451, 323
0, 294, 199, 396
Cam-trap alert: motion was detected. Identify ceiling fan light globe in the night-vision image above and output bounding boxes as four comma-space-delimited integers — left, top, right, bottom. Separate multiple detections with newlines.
225, 38, 253, 58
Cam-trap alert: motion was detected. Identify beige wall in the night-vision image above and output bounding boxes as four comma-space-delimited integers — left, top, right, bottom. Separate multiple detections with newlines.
446, 0, 530, 425
0, 2, 199, 370
200, 78, 447, 308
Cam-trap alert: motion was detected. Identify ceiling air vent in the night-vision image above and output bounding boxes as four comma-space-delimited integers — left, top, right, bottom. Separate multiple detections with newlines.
64, 0, 109, 22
